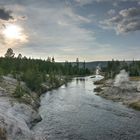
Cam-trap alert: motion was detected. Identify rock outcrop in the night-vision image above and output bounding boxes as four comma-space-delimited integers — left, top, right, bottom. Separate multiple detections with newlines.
0, 76, 43, 140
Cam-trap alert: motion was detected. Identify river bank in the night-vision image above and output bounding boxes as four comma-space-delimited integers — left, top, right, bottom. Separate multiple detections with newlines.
95, 71, 140, 111
0, 75, 68, 140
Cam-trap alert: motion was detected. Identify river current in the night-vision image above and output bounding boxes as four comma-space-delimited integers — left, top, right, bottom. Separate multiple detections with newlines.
34, 76, 140, 140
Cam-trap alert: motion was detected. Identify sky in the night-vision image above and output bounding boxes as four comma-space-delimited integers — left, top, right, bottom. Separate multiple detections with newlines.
0, 0, 140, 62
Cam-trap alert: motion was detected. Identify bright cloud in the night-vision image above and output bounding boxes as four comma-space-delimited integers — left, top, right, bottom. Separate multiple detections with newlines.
101, 7, 140, 34
0, 0, 140, 61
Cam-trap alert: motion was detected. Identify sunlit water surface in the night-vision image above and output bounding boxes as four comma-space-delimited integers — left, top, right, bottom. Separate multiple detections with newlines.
34, 76, 140, 140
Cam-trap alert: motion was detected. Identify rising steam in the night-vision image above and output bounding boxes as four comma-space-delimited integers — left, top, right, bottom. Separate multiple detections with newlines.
114, 69, 129, 87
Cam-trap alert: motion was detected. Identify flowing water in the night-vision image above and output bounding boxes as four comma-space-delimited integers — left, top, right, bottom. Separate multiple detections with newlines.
34, 76, 140, 140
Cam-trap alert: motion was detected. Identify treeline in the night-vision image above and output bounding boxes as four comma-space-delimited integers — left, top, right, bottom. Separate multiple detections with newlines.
105, 59, 140, 78
0, 48, 90, 93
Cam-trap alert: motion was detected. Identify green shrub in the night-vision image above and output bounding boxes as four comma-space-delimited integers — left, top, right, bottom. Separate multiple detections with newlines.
0, 127, 7, 140
129, 100, 140, 111
13, 82, 26, 98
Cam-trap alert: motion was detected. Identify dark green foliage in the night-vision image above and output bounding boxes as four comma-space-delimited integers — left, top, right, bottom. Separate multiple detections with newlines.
5, 48, 15, 58
13, 81, 27, 98
22, 69, 44, 92
47, 73, 60, 87
0, 49, 91, 93
129, 100, 140, 111
105, 60, 140, 78
0, 127, 7, 140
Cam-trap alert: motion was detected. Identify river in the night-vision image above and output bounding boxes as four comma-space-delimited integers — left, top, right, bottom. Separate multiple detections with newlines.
34, 76, 140, 140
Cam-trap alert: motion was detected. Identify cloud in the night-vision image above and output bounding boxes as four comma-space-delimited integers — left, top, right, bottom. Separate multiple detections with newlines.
0, 8, 13, 20
107, 9, 116, 16
1, 0, 92, 50
74, 0, 94, 5
112, 2, 118, 7
16, 3, 95, 51
120, 7, 140, 17
0, 6, 29, 49
0, 0, 139, 61
100, 7, 140, 34
0, 0, 94, 55
74, 0, 140, 6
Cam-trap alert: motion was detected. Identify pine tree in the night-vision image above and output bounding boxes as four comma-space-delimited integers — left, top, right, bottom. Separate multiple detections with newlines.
17, 54, 22, 59
52, 57, 55, 63
5, 48, 15, 58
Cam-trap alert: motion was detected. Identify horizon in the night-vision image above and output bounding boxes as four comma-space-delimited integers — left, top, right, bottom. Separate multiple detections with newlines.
0, 50, 139, 63
0, 0, 140, 61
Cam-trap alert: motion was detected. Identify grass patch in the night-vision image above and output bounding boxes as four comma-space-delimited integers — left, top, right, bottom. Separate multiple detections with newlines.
94, 78, 105, 85
94, 87, 102, 92
129, 76, 140, 81
13, 82, 28, 98
129, 100, 140, 111
0, 127, 7, 140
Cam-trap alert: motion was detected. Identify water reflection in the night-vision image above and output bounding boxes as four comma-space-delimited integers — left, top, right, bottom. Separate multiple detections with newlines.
76, 77, 85, 83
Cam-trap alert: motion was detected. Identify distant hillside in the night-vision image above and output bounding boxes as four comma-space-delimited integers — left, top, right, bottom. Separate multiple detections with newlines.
69, 61, 108, 70
62, 61, 133, 71
85, 61, 108, 70
84, 61, 133, 70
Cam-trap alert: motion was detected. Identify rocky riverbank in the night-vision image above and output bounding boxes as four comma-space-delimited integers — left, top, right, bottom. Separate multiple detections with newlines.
94, 70, 140, 111
0, 75, 67, 140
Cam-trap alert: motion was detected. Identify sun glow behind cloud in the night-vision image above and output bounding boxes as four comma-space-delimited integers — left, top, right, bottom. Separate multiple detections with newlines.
3, 24, 22, 39
0, 0, 140, 61
2, 24, 28, 43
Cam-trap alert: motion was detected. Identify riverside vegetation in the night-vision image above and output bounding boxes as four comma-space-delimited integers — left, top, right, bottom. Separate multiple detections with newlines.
0, 48, 90, 140
0, 48, 90, 99
95, 60, 140, 111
